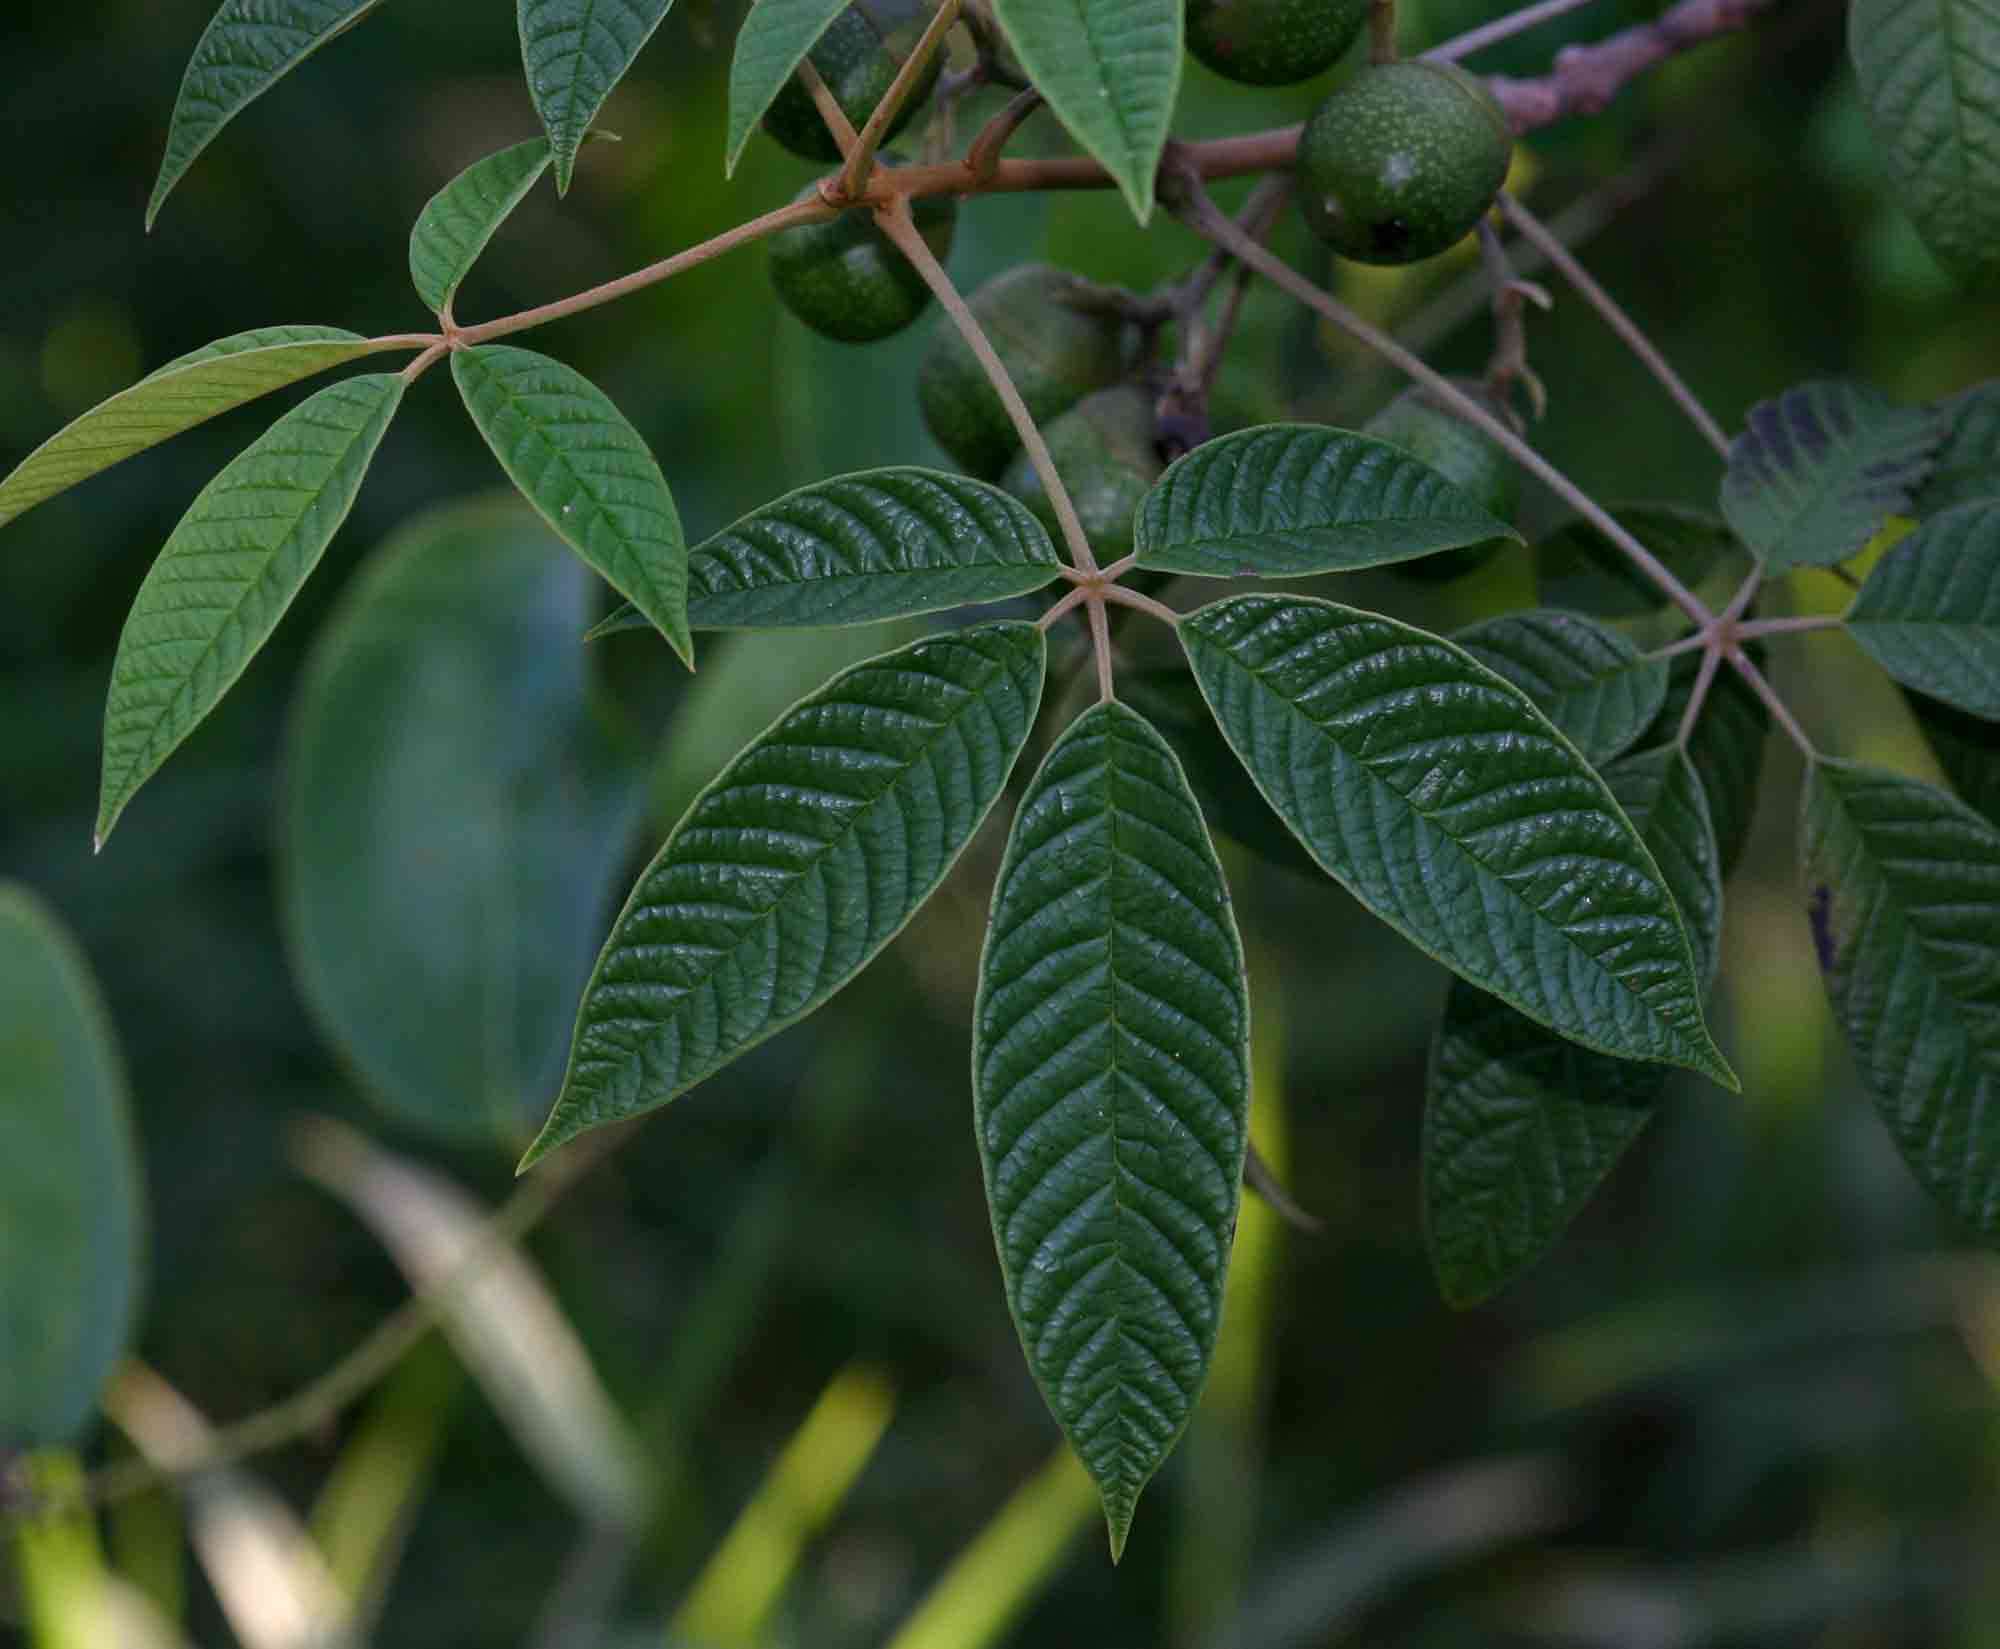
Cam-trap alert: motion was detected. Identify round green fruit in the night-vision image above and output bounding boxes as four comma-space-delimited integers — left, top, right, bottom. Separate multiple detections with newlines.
917, 265, 1132, 479
767, 168, 957, 344
1185, 0, 1367, 87
1296, 61, 1512, 264
1001, 385, 1164, 561
762, 0, 943, 165
1364, 380, 1518, 581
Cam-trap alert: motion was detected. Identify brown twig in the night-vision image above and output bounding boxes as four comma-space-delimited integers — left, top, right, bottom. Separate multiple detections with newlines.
966, 86, 1044, 182
839, 0, 963, 199
1424, 0, 1605, 62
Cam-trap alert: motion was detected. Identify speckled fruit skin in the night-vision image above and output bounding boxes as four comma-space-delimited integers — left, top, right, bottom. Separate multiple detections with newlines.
1001, 384, 1164, 561
1297, 61, 1512, 264
1365, 379, 1519, 580
918, 266, 1132, 479
1186, 0, 1368, 87
768, 164, 957, 344
763, 0, 943, 165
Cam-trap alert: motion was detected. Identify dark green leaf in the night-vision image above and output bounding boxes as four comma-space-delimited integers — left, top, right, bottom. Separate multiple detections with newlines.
283, 498, 648, 1147
1916, 382, 2000, 514
410, 137, 556, 317
991, 0, 1182, 221
1423, 747, 1719, 1306
1642, 646, 1770, 881
1133, 424, 1518, 579
97, 373, 405, 847
519, 0, 672, 191
974, 701, 1249, 1558
1180, 594, 1733, 1086
524, 622, 1047, 1167
1535, 504, 1743, 617
1719, 380, 1941, 574
454, 344, 692, 668
1851, 0, 2000, 284
0, 885, 144, 1447
0, 329, 390, 530
1455, 609, 1670, 766
723, 0, 850, 174
148, 0, 390, 229
1801, 760, 2000, 1237
1906, 687, 2000, 828
1847, 500, 2000, 718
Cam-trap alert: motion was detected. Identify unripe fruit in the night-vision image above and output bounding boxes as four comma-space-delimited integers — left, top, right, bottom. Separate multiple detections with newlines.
1365, 380, 1518, 581
917, 265, 1132, 479
1185, 0, 1368, 87
1297, 61, 1512, 265
767, 165, 957, 344
1001, 385, 1164, 561
762, 0, 943, 165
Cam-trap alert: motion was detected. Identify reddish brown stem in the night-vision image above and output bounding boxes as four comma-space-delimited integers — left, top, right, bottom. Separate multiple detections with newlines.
840, 0, 962, 198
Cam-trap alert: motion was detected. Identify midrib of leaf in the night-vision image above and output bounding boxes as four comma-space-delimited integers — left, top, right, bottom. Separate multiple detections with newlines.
551, 0, 605, 131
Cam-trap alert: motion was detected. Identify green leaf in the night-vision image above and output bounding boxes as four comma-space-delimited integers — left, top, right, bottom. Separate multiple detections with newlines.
519, 0, 673, 191
1642, 646, 1769, 880
991, 0, 1182, 222
1847, 500, 2000, 718
1423, 746, 1720, 1306
1719, 380, 1942, 574
1180, 593, 1734, 1086
148, 0, 390, 229
1133, 423, 1518, 579
454, 344, 692, 669
1851, 0, 2000, 284
524, 622, 1047, 1167
0, 885, 144, 1448
1916, 382, 2000, 514
1802, 759, 2000, 1237
1535, 504, 1744, 617
96, 374, 404, 848
0, 329, 392, 530
724, 0, 850, 173
283, 498, 648, 1146
410, 138, 555, 317
1455, 609, 1670, 766
973, 701, 1250, 1558
1906, 687, 2000, 828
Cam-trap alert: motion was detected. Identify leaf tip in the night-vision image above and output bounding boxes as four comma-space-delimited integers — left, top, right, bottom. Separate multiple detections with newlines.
1104, 1506, 1131, 1564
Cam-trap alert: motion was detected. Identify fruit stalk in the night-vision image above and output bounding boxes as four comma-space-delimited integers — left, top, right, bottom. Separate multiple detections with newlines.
1369, 0, 1398, 64
839, 0, 963, 199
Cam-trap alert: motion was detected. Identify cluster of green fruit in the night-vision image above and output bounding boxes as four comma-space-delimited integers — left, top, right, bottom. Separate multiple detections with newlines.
759, 0, 1520, 572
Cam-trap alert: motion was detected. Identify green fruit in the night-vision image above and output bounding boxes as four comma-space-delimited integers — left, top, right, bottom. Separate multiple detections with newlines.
767, 164, 957, 344
917, 265, 1132, 479
1001, 385, 1164, 561
1185, 0, 1367, 86
1365, 379, 1517, 581
1297, 61, 1512, 264
763, 0, 943, 164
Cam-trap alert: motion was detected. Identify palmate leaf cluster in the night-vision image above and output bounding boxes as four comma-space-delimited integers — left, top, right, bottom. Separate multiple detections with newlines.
3, 0, 2000, 1564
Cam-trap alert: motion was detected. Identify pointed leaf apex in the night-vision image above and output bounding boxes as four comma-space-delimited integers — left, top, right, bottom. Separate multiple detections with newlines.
1105, 1505, 1131, 1564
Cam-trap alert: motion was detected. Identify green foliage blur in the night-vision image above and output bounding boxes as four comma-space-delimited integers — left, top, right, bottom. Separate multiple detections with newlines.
5, 0, 2000, 1642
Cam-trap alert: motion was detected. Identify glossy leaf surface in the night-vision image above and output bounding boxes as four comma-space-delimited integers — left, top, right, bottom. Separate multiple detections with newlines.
1455, 609, 1669, 766
724, 0, 850, 173
1133, 424, 1517, 579
1180, 594, 1733, 1085
409, 137, 555, 316
519, 0, 672, 190
974, 701, 1249, 1558
97, 373, 404, 846
1847, 501, 2000, 719
455, 344, 692, 667
525, 622, 1047, 1166
1802, 760, 2000, 1237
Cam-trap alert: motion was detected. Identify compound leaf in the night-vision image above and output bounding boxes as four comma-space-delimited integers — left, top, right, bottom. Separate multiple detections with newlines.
1906, 688, 2000, 828
974, 700, 1250, 1559
1802, 759, 2000, 1237
1847, 500, 2000, 719
1180, 594, 1733, 1086
410, 137, 556, 317
991, 0, 1182, 221
97, 374, 405, 847
1134, 424, 1517, 579
1916, 381, 2000, 514
1455, 609, 1670, 766
1642, 646, 1770, 880
148, 0, 390, 229
524, 622, 1047, 1167
723, 0, 850, 174
1535, 503, 1743, 617
454, 344, 692, 668
0, 886, 144, 1448
1851, 0, 2000, 284
519, 0, 672, 191
1719, 380, 1941, 574
0, 328, 391, 530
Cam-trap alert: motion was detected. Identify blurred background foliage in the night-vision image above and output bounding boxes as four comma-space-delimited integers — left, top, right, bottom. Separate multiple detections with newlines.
5, 0, 2000, 1643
